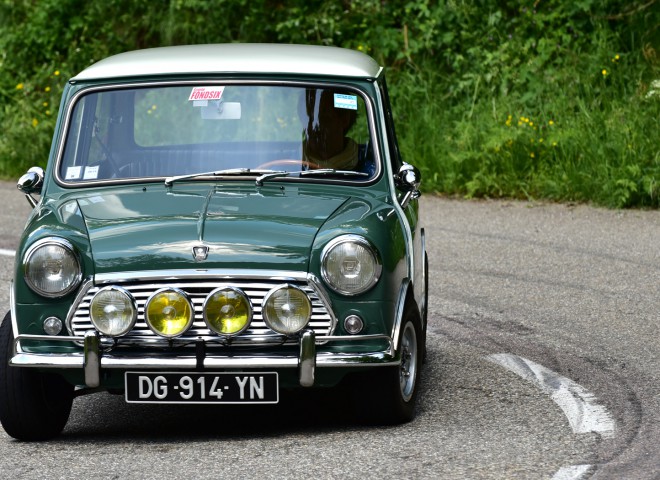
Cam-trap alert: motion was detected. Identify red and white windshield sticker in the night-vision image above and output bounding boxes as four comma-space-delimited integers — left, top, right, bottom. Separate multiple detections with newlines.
189, 86, 225, 101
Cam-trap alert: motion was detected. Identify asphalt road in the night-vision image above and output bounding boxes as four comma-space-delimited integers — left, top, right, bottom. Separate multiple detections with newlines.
0, 180, 658, 479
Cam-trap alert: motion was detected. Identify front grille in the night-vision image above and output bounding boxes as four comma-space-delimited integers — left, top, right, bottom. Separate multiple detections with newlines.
68, 278, 334, 346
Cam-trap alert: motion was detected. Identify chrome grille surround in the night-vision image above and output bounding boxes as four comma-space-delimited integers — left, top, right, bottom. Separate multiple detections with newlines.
66, 270, 336, 347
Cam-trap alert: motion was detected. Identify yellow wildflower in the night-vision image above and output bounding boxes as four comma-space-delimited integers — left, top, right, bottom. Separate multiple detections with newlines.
16, 83, 24, 90
32, 118, 38, 127
45, 86, 51, 92
54, 70, 60, 76
602, 69, 607, 76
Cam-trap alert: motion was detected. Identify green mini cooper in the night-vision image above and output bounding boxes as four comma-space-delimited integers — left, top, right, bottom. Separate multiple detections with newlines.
0, 44, 427, 440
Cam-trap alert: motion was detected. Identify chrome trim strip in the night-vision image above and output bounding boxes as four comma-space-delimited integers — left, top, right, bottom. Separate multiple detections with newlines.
391, 280, 410, 352
306, 273, 337, 333
94, 269, 309, 284
65, 278, 95, 335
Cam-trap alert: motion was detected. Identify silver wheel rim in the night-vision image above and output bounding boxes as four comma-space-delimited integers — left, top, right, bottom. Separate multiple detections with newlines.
399, 321, 418, 402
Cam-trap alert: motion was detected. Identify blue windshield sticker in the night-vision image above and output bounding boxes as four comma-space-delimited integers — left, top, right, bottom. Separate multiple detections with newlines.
334, 94, 358, 110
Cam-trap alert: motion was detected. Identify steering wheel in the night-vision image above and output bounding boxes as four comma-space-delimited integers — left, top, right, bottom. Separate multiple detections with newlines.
255, 159, 322, 170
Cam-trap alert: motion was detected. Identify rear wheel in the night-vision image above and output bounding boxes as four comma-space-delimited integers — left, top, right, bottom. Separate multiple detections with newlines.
0, 311, 74, 441
354, 302, 422, 424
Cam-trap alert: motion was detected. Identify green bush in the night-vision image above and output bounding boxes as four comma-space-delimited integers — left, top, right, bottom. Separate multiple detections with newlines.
1, 0, 658, 207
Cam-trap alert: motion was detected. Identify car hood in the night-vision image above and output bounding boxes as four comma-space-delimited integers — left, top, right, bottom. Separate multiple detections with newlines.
72, 185, 350, 275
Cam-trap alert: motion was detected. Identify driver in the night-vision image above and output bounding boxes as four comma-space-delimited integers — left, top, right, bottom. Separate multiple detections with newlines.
301, 89, 358, 170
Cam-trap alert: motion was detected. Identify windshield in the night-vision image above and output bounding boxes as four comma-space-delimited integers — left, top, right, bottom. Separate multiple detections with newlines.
59, 84, 376, 183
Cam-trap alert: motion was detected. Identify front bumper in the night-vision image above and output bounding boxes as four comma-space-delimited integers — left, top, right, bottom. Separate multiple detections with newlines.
10, 330, 398, 389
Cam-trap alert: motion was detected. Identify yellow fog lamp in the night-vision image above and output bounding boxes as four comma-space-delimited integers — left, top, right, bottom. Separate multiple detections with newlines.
90, 286, 137, 337
262, 285, 312, 335
145, 288, 194, 338
203, 287, 252, 336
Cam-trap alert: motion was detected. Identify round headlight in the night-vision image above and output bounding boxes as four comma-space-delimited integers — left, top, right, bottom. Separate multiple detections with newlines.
321, 235, 381, 295
262, 285, 311, 335
90, 286, 137, 337
204, 287, 252, 336
24, 238, 82, 297
145, 288, 194, 338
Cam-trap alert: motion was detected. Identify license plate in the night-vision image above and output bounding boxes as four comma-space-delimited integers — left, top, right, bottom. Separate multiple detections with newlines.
125, 372, 278, 404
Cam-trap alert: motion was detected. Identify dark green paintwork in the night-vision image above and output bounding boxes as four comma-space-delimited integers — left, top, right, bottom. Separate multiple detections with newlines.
10, 68, 424, 391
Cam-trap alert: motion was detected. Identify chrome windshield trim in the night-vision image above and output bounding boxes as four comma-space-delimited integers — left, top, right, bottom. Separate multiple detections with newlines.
55, 80, 382, 189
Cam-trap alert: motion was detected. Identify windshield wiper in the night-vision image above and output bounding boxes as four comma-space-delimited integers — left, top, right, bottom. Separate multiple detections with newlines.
165, 168, 284, 186
255, 171, 290, 186
255, 169, 370, 186
298, 169, 370, 178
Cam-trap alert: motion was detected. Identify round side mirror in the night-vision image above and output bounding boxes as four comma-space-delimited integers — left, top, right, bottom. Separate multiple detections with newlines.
17, 166, 44, 194
395, 163, 421, 192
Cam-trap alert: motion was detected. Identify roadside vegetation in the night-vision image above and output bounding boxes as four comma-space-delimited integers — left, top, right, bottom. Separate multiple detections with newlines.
0, 0, 658, 207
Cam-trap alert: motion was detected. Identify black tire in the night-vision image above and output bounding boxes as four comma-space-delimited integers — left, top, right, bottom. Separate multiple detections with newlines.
0, 311, 74, 441
354, 302, 423, 425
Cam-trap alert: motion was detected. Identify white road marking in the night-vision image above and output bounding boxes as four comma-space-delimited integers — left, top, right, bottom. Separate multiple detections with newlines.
487, 353, 616, 437
551, 465, 593, 480
0, 248, 15, 257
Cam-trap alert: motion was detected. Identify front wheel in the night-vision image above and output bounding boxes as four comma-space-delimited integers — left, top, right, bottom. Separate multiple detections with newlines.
353, 303, 423, 424
0, 312, 74, 441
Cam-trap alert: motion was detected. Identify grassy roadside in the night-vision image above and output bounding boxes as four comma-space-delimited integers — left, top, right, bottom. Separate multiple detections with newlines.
0, 1, 658, 208
391, 61, 660, 208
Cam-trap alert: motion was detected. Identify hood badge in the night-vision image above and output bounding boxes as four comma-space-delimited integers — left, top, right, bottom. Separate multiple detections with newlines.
192, 245, 209, 262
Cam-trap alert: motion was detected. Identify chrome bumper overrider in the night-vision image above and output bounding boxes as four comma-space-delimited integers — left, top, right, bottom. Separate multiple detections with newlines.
10, 330, 397, 389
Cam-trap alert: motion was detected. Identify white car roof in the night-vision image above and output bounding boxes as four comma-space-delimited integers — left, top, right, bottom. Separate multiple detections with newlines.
72, 44, 383, 81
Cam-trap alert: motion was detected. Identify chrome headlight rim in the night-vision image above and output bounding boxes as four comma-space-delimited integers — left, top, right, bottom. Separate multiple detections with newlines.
23, 237, 82, 298
262, 284, 312, 335
89, 285, 137, 337
203, 286, 253, 337
320, 234, 382, 296
144, 287, 194, 338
